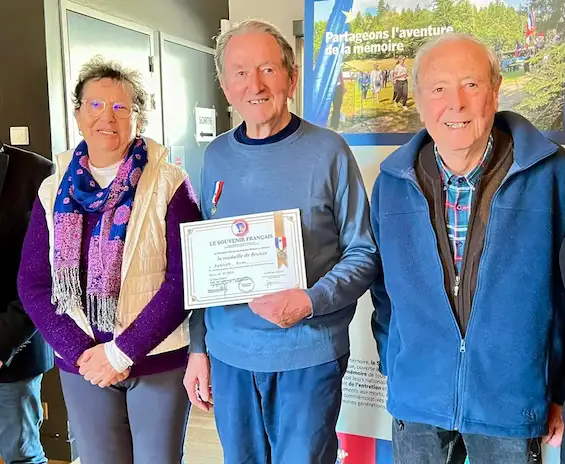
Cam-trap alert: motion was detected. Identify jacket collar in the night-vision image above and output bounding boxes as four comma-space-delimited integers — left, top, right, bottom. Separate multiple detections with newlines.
381, 111, 559, 180
119, 138, 167, 283
0, 148, 9, 199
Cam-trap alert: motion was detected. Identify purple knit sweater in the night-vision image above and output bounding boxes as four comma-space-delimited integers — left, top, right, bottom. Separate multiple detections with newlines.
18, 179, 201, 377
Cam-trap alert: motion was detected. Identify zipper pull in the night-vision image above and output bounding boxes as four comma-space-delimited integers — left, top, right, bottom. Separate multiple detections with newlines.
460, 339, 466, 353
454, 275, 460, 297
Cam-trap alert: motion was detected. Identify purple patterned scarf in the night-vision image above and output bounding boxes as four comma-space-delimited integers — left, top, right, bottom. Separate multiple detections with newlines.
52, 137, 148, 332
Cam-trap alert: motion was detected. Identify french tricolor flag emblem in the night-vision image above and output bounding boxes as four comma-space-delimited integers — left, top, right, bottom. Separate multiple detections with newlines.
275, 237, 287, 250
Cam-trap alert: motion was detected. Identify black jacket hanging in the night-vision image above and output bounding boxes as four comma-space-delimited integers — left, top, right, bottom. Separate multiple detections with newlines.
0, 142, 54, 383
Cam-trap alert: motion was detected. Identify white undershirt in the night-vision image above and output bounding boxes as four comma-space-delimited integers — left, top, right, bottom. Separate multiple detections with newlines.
89, 160, 121, 188
88, 159, 133, 373
104, 341, 133, 374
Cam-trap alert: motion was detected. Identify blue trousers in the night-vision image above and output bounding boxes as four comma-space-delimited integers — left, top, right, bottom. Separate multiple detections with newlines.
392, 419, 542, 464
60, 368, 190, 464
210, 353, 349, 464
0, 375, 46, 464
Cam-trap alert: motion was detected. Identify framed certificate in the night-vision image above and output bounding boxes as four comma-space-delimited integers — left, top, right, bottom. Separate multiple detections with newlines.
180, 209, 307, 310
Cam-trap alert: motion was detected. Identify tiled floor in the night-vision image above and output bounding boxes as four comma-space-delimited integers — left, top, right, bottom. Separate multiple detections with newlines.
1, 407, 223, 464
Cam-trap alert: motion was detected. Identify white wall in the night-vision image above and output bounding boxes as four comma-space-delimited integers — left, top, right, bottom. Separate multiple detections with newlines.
229, 0, 304, 50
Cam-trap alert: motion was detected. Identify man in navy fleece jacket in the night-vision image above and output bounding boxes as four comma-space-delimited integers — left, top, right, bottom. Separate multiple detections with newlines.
371, 33, 565, 463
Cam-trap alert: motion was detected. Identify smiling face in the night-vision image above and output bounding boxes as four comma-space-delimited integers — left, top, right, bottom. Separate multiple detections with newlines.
219, 32, 297, 136
415, 38, 501, 160
75, 77, 139, 165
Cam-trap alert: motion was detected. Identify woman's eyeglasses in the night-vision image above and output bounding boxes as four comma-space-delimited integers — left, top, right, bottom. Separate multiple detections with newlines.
80, 99, 139, 119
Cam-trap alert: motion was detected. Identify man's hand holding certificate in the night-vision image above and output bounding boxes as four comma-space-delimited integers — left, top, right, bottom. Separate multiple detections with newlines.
180, 209, 308, 311
248, 289, 313, 328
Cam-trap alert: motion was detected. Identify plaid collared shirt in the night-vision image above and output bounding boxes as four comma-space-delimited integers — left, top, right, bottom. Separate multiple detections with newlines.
435, 134, 493, 274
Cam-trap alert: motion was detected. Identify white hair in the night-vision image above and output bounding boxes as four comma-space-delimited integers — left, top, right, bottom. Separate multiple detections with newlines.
214, 19, 297, 82
412, 33, 501, 93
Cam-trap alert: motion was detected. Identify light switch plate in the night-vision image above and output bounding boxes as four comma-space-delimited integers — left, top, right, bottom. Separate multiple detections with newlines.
10, 126, 30, 146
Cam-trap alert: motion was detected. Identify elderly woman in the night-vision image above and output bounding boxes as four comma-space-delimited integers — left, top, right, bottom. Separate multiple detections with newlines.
17, 56, 200, 464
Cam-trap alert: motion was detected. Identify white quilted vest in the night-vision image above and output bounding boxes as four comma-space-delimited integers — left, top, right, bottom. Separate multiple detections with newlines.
38, 138, 190, 356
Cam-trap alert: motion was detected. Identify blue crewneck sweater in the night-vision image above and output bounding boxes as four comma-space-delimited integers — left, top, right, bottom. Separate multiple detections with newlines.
190, 118, 377, 372
234, 113, 301, 145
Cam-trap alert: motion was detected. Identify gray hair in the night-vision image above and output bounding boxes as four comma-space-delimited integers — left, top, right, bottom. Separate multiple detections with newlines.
72, 55, 148, 133
412, 33, 501, 93
214, 19, 297, 81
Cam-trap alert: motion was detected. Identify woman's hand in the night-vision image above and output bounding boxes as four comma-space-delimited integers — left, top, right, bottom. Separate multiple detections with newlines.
77, 345, 130, 388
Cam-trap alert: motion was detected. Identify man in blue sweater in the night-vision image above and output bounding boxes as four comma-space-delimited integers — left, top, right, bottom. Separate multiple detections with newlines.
371, 33, 565, 463
183, 19, 377, 464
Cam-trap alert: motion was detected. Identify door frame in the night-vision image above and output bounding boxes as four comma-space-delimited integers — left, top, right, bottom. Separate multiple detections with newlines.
59, 0, 163, 147
158, 32, 215, 148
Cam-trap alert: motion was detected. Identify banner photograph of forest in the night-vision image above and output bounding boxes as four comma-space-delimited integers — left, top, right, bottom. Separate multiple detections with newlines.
306, 0, 565, 140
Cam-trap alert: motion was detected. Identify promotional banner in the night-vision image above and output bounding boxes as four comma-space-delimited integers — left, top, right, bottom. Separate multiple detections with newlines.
304, 0, 565, 145
335, 147, 396, 464
303, 2, 565, 463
